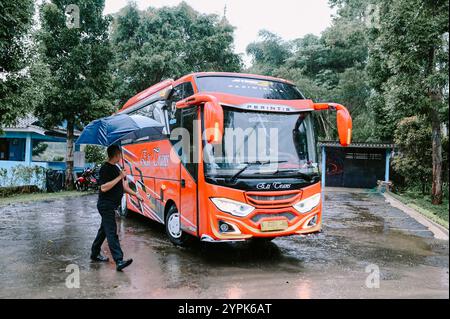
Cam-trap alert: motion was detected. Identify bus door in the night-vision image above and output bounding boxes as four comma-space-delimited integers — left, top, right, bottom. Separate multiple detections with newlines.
179, 106, 198, 236
123, 157, 141, 213
135, 166, 158, 219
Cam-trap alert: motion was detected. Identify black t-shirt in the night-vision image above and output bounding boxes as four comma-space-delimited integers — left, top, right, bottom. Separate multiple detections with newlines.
98, 162, 124, 206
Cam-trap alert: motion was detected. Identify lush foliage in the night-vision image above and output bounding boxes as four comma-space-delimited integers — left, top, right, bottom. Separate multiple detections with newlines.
0, 0, 35, 130
35, 0, 115, 187
246, 1, 374, 141
366, 0, 449, 203
111, 2, 242, 106
84, 145, 106, 164
392, 116, 433, 193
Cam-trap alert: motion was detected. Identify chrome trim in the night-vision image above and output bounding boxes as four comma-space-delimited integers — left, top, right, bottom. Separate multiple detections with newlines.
200, 235, 246, 243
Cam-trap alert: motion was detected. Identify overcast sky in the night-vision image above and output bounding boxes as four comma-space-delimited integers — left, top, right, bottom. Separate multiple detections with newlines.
104, 0, 336, 65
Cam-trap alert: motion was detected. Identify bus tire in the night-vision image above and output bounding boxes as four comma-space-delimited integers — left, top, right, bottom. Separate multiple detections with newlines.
165, 205, 192, 246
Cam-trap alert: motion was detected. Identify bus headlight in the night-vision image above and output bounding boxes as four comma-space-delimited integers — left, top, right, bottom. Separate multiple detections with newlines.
293, 193, 321, 214
210, 198, 255, 217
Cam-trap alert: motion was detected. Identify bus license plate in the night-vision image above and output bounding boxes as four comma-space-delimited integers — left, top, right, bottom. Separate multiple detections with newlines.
261, 220, 288, 232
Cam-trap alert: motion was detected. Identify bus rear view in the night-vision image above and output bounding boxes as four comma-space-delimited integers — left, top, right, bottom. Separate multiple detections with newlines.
119, 72, 352, 245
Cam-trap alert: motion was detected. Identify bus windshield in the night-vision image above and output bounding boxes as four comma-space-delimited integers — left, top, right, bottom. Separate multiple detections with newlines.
204, 108, 318, 179
196, 76, 305, 100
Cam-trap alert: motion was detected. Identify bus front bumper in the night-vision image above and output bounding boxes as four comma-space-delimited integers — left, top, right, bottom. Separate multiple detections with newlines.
205, 206, 322, 242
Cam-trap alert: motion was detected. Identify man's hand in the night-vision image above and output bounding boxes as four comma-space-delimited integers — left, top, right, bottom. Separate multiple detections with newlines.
135, 193, 143, 202
120, 169, 127, 179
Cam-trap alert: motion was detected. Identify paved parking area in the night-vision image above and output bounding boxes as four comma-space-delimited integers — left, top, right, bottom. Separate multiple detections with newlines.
0, 189, 448, 298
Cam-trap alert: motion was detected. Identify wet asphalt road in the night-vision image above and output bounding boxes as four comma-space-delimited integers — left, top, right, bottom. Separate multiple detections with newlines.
0, 189, 448, 299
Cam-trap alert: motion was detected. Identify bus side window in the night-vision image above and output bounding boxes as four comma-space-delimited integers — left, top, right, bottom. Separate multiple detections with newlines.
167, 85, 183, 121
169, 108, 182, 135
135, 102, 156, 118
183, 82, 194, 98
153, 101, 169, 135
167, 82, 195, 134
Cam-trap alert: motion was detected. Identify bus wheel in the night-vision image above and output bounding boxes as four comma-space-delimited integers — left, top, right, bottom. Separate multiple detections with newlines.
165, 205, 191, 246
118, 194, 129, 218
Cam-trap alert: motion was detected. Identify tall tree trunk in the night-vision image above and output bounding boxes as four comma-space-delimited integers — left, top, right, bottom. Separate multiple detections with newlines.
65, 120, 75, 190
426, 47, 443, 205
430, 108, 443, 204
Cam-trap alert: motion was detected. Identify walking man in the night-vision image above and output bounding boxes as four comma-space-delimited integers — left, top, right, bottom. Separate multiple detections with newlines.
90, 145, 142, 271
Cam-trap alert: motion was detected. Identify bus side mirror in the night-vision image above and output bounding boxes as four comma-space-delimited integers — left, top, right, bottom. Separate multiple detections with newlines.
335, 105, 352, 147
204, 102, 223, 144
314, 103, 352, 146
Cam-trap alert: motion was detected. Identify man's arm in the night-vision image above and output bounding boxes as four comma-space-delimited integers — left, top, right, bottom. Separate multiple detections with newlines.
123, 180, 143, 201
100, 169, 126, 193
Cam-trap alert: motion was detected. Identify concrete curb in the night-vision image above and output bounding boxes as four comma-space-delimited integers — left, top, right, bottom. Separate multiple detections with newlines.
382, 191, 449, 241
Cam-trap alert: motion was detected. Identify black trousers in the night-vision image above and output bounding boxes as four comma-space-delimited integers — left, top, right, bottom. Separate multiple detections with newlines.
91, 200, 123, 262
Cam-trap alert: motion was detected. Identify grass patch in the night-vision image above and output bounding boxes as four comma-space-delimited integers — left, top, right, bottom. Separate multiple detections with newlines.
390, 191, 449, 228
0, 190, 96, 206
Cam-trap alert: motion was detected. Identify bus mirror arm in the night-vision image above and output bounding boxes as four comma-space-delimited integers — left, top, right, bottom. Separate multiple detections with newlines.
313, 103, 352, 147
176, 94, 224, 144
175, 94, 219, 109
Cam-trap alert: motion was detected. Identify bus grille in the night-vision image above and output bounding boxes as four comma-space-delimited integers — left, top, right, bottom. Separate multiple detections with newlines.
251, 212, 296, 223
245, 190, 302, 208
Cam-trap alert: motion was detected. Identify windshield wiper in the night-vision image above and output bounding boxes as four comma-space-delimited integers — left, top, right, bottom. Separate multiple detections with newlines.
226, 160, 287, 183
273, 168, 314, 181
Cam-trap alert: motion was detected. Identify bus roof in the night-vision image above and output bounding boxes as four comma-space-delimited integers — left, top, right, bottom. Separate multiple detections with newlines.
183, 72, 294, 85
119, 72, 297, 113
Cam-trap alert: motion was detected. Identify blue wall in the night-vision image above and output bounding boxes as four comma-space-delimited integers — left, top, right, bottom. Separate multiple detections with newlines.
0, 131, 86, 188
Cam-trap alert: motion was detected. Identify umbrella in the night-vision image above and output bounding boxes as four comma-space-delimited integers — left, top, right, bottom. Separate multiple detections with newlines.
76, 113, 165, 146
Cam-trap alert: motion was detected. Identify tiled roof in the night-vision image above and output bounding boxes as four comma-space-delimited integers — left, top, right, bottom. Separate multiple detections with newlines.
3, 114, 80, 136
4, 114, 39, 129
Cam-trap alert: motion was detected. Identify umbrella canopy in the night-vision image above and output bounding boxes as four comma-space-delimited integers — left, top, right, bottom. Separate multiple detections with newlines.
76, 113, 165, 146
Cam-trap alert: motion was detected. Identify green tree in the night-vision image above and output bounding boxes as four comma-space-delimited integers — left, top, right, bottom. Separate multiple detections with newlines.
367, 0, 449, 204
112, 2, 242, 106
84, 145, 106, 164
35, 0, 114, 188
0, 0, 35, 130
392, 116, 433, 194
246, 30, 291, 75
246, 0, 374, 142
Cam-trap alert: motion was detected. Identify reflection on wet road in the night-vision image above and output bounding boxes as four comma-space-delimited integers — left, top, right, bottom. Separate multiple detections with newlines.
0, 190, 448, 298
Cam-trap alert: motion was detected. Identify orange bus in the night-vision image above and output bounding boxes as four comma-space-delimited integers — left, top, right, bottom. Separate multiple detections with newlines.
118, 72, 352, 245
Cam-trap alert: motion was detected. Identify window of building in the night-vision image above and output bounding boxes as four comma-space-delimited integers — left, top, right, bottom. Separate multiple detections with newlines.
32, 140, 66, 162
0, 138, 26, 161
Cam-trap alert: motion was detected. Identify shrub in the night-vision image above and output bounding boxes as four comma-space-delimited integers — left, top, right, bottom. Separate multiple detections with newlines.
0, 165, 47, 190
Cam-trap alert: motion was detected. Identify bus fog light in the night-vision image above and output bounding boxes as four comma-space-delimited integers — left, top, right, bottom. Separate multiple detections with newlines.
293, 193, 321, 214
210, 198, 254, 217
219, 222, 230, 233
218, 221, 240, 234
